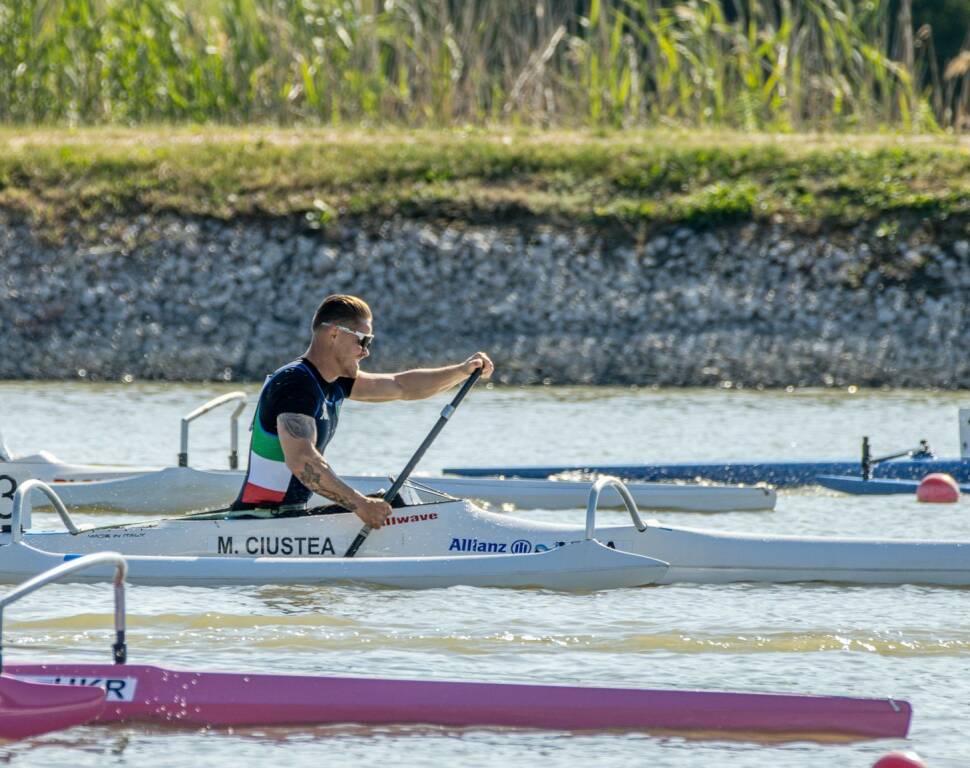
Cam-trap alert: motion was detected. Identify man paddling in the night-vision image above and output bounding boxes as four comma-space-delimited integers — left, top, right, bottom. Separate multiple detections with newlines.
230, 294, 493, 530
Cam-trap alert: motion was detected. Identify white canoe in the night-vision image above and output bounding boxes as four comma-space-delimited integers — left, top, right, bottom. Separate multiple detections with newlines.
0, 455, 775, 514
5, 479, 970, 587
0, 538, 665, 590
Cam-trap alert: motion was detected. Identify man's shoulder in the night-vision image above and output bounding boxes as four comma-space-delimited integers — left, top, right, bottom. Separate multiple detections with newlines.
269, 358, 309, 378
262, 361, 319, 404
266, 360, 315, 387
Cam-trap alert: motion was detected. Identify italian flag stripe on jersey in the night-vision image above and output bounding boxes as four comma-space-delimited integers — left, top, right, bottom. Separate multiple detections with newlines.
240, 405, 291, 504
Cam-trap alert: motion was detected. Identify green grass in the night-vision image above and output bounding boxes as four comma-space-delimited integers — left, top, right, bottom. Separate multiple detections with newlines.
0, 0, 955, 132
3, 127, 970, 233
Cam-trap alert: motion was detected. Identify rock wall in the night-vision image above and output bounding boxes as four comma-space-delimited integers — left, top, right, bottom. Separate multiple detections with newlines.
1, 213, 968, 386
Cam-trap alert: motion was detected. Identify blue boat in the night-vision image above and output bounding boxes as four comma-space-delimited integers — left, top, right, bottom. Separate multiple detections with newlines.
443, 456, 970, 488
447, 411, 970, 488
817, 475, 970, 495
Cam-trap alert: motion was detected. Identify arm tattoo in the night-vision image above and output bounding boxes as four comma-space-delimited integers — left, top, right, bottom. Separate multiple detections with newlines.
280, 413, 315, 440
298, 462, 359, 511
299, 462, 322, 488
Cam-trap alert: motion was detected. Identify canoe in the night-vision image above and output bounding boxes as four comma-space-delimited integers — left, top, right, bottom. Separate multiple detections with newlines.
5, 662, 911, 739
6, 479, 970, 587
443, 457, 970, 487
0, 553, 911, 740
0, 454, 776, 514
818, 475, 970, 495
0, 538, 666, 590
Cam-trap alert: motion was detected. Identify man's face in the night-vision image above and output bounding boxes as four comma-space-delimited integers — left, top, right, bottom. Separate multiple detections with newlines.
331, 317, 373, 377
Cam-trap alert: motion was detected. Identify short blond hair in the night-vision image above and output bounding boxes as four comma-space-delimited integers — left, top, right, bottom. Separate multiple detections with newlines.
311, 294, 372, 332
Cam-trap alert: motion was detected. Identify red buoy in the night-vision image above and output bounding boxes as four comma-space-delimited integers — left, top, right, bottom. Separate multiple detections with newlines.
872, 751, 927, 768
916, 473, 960, 503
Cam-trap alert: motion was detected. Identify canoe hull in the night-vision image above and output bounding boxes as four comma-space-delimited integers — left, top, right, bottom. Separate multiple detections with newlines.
0, 537, 668, 590
5, 663, 911, 739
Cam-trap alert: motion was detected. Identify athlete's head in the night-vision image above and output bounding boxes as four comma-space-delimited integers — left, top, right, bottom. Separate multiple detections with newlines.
311, 294, 373, 376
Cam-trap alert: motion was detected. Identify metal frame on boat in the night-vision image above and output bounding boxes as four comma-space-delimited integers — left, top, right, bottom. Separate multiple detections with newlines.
0, 553, 913, 739
5, 478, 970, 587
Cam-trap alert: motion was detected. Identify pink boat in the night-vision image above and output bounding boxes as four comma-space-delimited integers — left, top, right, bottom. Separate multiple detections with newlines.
3, 661, 911, 739
0, 553, 913, 740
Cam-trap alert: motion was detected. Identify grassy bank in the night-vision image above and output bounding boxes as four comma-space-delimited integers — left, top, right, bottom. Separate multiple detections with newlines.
2, 127, 970, 234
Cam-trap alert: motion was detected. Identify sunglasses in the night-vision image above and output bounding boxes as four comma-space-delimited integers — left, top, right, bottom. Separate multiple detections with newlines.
324, 322, 374, 351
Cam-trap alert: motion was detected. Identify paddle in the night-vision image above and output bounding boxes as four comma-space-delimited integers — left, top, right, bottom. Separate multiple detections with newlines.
343, 367, 484, 557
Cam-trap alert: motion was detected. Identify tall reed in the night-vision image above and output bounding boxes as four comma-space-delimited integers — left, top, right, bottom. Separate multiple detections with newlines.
0, 0, 963, 130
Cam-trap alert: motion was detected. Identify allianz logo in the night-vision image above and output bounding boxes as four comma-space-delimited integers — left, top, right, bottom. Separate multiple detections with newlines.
448, 538, 544, 554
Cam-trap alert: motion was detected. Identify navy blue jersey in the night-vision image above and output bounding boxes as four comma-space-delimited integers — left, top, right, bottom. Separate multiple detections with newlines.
232, 358, 354, 509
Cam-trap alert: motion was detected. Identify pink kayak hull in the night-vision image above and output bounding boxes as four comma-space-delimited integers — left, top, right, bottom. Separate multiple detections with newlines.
0, 674, 105, 741
5, 663, 910, 739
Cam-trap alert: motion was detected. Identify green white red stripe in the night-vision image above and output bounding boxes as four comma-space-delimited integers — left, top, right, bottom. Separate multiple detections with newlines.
241, 407, 291, 504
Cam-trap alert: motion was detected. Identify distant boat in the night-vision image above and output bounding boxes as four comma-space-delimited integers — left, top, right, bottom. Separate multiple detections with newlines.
445, 410, 970, 488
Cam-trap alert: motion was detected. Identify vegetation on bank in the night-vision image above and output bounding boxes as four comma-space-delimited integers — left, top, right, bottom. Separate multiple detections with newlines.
2, 0, 970, 132
2, 128, 970, 233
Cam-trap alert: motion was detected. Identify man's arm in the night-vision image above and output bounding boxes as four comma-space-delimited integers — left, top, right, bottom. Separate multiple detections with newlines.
350, 352, 494, 402
277, 413, 390, 528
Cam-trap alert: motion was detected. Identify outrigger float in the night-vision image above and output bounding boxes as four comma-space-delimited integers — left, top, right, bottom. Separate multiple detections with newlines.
445, 409, 970, 488
0, 553, 913, 741
0, 392, 774, 514
4, 477, 970, 588
818, 475, 970, 495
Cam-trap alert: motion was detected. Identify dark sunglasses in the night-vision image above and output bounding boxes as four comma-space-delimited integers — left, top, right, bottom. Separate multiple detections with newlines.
324, 322, 374, 350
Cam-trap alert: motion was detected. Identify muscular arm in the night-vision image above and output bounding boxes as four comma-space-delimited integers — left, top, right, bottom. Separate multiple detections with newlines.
277, 413, 370, 513
350, 365, 466, 402
350, 352, 494, 402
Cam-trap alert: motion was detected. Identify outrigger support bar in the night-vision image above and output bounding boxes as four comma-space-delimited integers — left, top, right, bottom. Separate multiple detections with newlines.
0, 551, 129, 673
861, 436, 932, 480
178, 391, 248, 469
584, 476, 647, 540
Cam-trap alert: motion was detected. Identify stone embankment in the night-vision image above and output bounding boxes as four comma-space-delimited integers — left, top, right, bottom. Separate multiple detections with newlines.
1, 213, 968, 387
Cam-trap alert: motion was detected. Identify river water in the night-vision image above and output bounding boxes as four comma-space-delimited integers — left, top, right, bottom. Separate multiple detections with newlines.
0, 382, 968, 767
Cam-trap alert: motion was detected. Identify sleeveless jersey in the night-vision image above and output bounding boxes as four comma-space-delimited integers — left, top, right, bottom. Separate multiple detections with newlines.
232, 358, 354, 509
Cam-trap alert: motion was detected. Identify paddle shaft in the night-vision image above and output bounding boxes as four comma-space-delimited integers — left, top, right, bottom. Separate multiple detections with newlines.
343, 368, 483, 557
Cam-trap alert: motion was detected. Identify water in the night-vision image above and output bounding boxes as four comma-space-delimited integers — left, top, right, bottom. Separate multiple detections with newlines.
1, 382, 968, 766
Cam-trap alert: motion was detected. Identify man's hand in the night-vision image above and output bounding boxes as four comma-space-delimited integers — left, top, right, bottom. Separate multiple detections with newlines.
354, 496, 392, 528
462, 351, 494, 380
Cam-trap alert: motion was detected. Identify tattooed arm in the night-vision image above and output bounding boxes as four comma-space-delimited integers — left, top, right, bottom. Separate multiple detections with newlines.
276, 413, 391, 529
